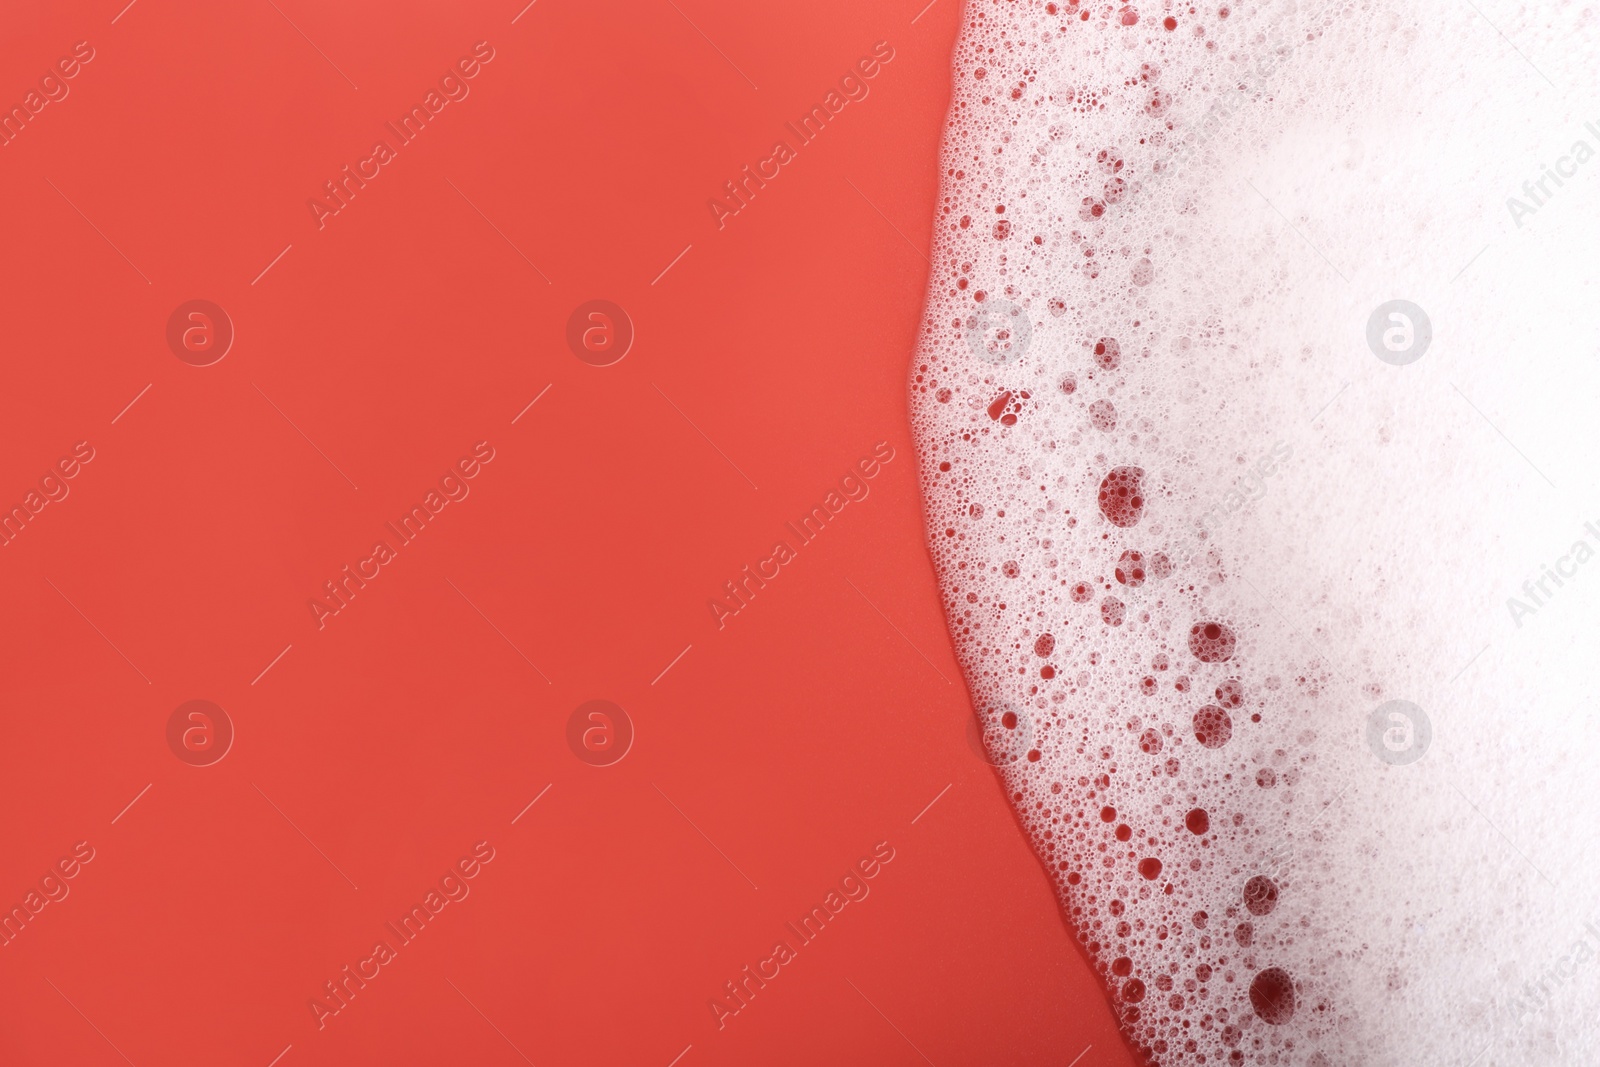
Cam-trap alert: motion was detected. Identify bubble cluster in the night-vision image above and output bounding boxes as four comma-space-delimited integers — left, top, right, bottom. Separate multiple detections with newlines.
906, 2, 1600, 1058
1098, 466, 1146, 528
906, 3, 1365, 1062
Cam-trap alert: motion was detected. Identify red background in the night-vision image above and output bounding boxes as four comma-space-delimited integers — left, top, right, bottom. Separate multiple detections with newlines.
0, 1, 1138, 1064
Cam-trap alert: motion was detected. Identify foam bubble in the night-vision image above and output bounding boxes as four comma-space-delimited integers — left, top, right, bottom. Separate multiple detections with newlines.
910, 2, 1600, 1062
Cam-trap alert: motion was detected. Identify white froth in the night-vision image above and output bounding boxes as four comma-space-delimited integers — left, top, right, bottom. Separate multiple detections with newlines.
911, 2, 1600, 1064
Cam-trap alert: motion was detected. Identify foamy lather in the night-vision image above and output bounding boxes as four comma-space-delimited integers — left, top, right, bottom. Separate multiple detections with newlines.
911, 2, 1600, 1063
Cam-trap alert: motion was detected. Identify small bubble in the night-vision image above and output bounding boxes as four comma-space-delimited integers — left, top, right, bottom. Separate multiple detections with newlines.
1193, 705, 1232, 749
1243, 876, 1279, 916
1098, 466, 1146, 527
1249, 967, 1296, 1024
1094, 337, 1122, 370
1090, 399, 1118, 432
1188, 622, 1236, 662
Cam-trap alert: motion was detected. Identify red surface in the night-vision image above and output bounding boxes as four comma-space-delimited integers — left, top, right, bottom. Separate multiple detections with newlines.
0, 2, 1138, 1064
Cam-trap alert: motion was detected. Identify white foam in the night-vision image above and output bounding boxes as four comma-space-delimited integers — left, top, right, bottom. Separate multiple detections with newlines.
910, 2, 1600, 1062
